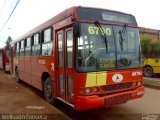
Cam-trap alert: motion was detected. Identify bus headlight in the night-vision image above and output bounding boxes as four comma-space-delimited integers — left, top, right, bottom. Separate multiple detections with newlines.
85, 88, 91, 94
137, 81, 142, 86
93, 87, 99, 93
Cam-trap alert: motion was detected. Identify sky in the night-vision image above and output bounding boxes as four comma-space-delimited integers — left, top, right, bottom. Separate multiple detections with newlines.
0, 0, 160, 48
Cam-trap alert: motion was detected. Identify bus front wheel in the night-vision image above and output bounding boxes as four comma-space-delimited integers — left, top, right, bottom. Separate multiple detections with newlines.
44, 77, 55, 105
143, 66, 153, 77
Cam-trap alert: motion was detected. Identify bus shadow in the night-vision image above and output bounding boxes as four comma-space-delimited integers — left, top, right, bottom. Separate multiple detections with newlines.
54, 101, 107, 120
53, 101, 138, 120
153, 74, 160, 78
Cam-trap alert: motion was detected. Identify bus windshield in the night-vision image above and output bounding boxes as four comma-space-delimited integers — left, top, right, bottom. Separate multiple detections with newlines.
76, 23, 141, 72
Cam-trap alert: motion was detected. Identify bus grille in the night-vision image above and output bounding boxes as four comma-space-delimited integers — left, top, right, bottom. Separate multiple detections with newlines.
101, 82, 132, 92
104, 93, 132, 106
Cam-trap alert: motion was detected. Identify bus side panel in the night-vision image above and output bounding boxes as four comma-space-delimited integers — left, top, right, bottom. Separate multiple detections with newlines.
19, 57, 29, 83
24, 57, 32, 84
153, 67, 160, 73
31, 57, 41, 90
152, 59, 160, 73
31, 56, 54, 90
10, 47, 14, 74
31, 57, 47, 90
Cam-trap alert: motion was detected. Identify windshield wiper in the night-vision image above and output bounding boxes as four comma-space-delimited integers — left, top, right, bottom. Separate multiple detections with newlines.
119, 24, 127, 51
94, 21, 108, 53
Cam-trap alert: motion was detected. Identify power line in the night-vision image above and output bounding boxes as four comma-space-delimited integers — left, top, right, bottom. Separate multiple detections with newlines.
0, 0, 21, 32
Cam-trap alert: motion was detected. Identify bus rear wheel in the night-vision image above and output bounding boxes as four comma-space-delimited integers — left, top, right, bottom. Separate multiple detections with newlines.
44, 77, 55, 105
143, 66, 153, 77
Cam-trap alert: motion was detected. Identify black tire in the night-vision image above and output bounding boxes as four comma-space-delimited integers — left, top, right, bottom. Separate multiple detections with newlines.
44, 77, 55, 105
143, 66, 153, 77
15, 68, 21, 83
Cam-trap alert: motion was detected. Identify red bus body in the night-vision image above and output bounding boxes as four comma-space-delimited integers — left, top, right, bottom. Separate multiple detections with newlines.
11, 6, 144, 110
9, 44, 14, 74
0, 48, 10, 72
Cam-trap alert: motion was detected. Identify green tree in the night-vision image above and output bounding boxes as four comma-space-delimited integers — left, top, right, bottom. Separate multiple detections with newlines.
140, 37, 152, 58
141, 37, 160, 58
5, 36, 12, 50
152, 41, 160, 57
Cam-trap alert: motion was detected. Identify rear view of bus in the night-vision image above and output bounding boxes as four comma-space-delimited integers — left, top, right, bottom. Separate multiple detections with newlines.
71, 7, 144, 110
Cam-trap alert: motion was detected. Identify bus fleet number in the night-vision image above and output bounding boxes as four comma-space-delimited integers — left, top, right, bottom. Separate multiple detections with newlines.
88, 26, 111, 35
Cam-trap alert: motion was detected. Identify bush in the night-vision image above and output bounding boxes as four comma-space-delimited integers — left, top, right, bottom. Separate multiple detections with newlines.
141, 37, 160, 58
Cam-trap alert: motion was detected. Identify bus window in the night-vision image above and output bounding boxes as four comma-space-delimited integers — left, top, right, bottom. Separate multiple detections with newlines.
44, 28, 52, 42
42, 28, 53, 56
67, 30, 73, 68
114, 26, 140, 68
20, 40, 24, 56
76, 23, 116, 71
16, 42, 20, 57
58, 33, 63, 67
25, 37, 31, 56
32, 33, 41, 56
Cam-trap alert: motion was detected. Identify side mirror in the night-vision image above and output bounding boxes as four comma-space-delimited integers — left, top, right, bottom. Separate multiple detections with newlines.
73, 22, 80, 37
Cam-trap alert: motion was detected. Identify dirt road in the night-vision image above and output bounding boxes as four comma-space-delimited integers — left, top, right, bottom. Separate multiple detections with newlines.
0, 71, 69, 120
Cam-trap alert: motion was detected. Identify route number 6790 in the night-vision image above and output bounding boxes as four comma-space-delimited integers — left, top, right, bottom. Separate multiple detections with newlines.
88, 26, 112, 35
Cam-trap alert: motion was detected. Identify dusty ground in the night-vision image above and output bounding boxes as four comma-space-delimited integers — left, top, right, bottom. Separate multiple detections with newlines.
0, 70, 69, 120
143, 77, 160, 89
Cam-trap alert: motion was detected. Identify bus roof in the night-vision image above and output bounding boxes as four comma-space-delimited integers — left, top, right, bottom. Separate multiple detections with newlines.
12, 6, 137, 44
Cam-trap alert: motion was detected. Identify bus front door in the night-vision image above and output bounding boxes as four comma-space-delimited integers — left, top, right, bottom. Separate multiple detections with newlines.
56, 28, 74, 105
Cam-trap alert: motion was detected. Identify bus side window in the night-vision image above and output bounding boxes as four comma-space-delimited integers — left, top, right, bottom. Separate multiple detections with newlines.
32, 33, 41, 56
20, 40, 24, 56
25, 37, 31, 56
67, 30, 73, 68
42, 27, 53, 56
16, 42, 20, 57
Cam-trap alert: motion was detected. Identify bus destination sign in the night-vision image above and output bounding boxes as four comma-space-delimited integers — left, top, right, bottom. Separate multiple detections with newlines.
77, 7, 137, 25
102, 11, 131, 24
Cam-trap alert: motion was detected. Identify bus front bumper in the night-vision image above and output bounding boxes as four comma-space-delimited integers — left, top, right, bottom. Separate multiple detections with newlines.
75, 86, 144, 110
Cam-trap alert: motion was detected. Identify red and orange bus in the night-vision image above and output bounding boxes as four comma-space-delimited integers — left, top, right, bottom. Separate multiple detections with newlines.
10, 6, 144, 110
0, 47, 10, 72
